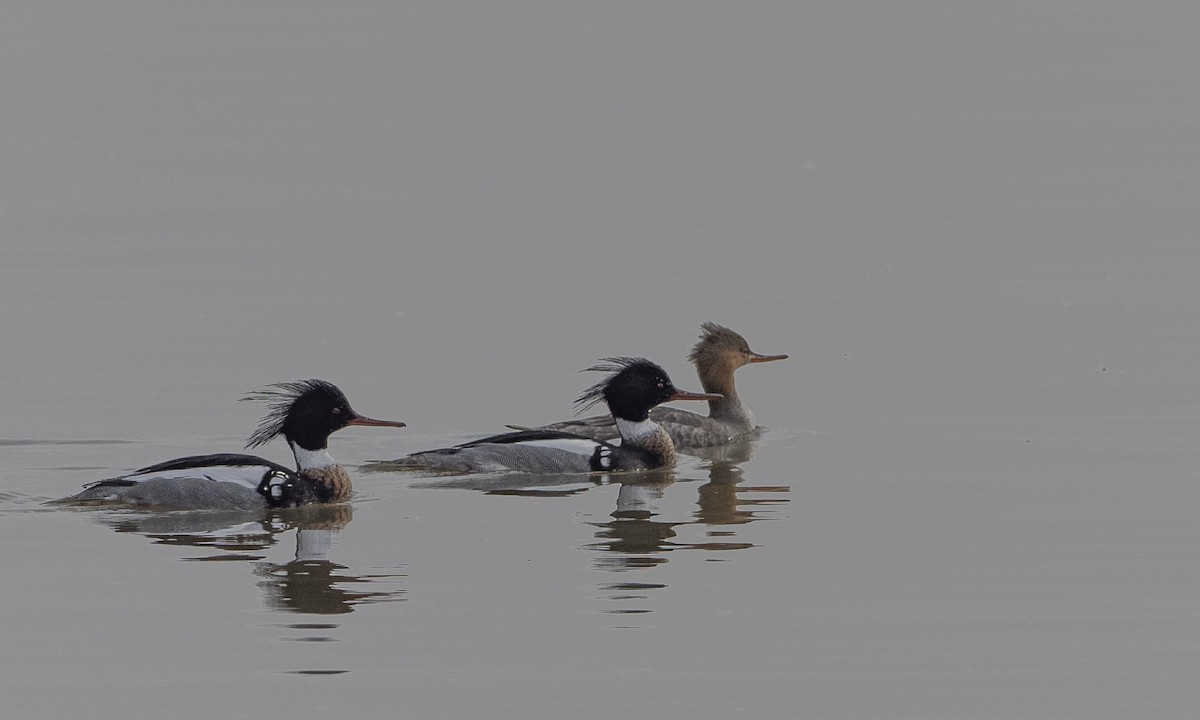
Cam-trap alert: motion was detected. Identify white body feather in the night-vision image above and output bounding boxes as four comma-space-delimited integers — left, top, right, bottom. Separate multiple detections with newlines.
120, 464, 267, 491
512, 438, 604, 456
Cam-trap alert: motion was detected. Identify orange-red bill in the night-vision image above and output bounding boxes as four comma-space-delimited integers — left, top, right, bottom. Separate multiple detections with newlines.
748, 351, 789, 363
347, 414, 407, 429
667, 390, 723, 402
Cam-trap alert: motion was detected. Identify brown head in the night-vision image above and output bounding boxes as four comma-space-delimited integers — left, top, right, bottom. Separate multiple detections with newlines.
687, 322, 788, 393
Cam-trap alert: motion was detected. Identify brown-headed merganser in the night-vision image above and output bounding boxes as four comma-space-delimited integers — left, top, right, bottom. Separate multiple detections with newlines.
385, 358, 719, 474
515, 322, 787, 447
58, 380, 405, 510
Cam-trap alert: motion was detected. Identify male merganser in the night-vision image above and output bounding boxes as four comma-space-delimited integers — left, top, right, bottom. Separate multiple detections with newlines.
386, 358, 719, 474
515, 322, 787, 447
59, 380, 405, 510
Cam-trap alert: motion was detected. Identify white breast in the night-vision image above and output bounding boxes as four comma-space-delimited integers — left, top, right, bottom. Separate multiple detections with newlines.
615, 417, 658, 442
291, 443, 337, 470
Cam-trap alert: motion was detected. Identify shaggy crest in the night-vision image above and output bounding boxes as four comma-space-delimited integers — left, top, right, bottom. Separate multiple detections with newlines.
688, 321, 750, 363
573, 357, 667, 414
240, 379, 346, 449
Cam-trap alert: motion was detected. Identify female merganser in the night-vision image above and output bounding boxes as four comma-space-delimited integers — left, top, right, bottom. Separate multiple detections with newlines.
59, 380, 406, 510
516, 322, 787, 447
387, 358, 719, 474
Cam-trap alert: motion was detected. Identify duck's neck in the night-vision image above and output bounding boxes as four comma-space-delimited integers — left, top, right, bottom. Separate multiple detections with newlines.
290, 441, 338, 471
289, 441, 352, 503
615, 416, 676, 467
697, 363, 754, 426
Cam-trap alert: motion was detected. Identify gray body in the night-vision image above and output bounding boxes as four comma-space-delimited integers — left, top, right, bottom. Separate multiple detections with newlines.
543, 403, 760, 448
393, 443, 599, 475
63, 475, 270, 511
526, 323, 786, 448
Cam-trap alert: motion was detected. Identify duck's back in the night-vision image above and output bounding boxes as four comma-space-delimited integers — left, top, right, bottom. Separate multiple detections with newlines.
524, 415, 621, 443
651, 407, 759, 447
63, 453, 286, 510
390, 430, 659, 474
521, 406, 755, 448
68, 476, 269, 510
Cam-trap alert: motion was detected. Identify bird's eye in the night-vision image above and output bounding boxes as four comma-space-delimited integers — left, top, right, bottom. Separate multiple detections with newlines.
332, 407, 342, 415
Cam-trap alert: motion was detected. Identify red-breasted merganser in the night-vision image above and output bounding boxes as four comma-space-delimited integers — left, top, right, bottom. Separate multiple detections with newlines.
59, 380, 405, 510
514, 322, 787, 448
387, 358, 719, 474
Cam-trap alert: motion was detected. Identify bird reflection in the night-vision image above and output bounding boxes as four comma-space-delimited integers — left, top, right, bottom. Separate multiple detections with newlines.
588, 472, 678, 568
379, 433, 789, 621
683, 436, 758, 464
587, 470, 762, 569
253, 554, 404, 615
91, 503, 406, 613
589, 447, 792, 617
694, 461, 756, 526
408, 472, 599, 497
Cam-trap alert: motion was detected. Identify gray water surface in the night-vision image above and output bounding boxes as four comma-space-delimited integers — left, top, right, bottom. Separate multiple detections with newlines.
3, 3, 1199, 719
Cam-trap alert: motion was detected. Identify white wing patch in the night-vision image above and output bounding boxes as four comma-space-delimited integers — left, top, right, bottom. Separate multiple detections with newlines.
123, 465, 266, 491
263, 469, 290, 500
514, 438, 603, 456
597, 444, 614, 469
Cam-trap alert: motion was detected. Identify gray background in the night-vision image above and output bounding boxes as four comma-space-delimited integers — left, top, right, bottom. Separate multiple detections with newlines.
3, 3, 1198, 718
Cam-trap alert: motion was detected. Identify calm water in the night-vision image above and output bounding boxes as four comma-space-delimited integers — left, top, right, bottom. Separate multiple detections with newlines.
3, 3, 1200, 718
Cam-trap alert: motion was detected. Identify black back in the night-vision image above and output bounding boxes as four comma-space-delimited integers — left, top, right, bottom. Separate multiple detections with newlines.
130, 452, 290, 476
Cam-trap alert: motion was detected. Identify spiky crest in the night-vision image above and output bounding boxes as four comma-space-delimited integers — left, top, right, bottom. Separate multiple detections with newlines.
573, 357, 667, 414
240, 379, 346, 449
688, 321, 751, 363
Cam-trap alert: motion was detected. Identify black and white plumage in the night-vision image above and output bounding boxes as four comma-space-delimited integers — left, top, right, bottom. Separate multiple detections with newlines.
59, 380, 406, 510
515, 323, 787, 448
386, 358, 720, 475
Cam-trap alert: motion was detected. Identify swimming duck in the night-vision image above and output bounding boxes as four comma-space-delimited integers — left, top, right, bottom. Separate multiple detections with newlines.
516, 322, 786, 447
388, 358, 719, 474
59, 380, 405, 510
